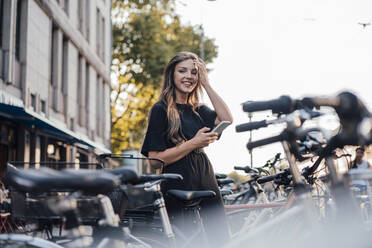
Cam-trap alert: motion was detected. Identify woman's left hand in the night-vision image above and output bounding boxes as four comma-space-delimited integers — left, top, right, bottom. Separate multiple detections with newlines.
195, 58, 210, 88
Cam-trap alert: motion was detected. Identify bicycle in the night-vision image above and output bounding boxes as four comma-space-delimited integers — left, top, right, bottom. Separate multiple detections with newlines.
225, 91, 372, 248
2, 161, 179, 247
99, 154, 223, 248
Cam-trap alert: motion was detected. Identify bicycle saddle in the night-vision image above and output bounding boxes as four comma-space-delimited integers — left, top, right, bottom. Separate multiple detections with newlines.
4, 166, 120, 194
135, 173, 183, 184
167, 189, 216, 205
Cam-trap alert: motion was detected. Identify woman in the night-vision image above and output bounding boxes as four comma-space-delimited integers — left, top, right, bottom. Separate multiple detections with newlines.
141, 52, 233, 246
350, 146, 371, 193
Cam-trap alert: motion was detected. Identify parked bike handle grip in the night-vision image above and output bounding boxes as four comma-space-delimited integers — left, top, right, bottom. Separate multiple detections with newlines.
236, 120, 268, 132
246, 133, 285, 150
234, 166, 257, 173
257, 175, 276, 184
242, 96, 293, 114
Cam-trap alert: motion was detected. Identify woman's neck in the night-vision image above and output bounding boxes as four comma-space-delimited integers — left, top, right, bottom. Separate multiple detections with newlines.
175, 93, 188, 104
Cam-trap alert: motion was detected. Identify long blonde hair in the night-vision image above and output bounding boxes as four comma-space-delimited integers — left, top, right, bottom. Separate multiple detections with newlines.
160, 52, 203, 145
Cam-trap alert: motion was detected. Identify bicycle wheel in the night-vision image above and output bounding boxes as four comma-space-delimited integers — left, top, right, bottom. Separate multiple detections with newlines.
126, 235, 169, 248
127, 226, 171, 248
226, 207, 273, 237
0, 234, 63, 248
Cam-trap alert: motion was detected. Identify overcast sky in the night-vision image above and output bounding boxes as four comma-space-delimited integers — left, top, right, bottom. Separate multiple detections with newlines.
175, 0, 372, 174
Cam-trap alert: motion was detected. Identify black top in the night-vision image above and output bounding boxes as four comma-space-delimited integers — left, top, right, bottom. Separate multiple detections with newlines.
141, 101, 217, 158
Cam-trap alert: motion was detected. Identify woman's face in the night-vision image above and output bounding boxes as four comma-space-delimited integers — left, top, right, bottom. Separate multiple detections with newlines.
356, 149, 365, 161
173, 59, 198, 97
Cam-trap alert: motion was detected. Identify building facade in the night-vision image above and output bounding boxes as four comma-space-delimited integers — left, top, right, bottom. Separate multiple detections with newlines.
0, 0, 112, 175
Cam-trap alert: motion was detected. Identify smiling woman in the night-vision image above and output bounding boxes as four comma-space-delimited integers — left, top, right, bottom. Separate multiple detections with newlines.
173, 59, 199, 96
141, 51, 233, 246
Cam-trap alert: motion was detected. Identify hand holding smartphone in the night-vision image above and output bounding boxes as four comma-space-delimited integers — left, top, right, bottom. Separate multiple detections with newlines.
209, 121, 231, 136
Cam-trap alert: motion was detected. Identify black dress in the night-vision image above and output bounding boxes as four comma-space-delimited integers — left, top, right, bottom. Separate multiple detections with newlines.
141, 101, 229, 247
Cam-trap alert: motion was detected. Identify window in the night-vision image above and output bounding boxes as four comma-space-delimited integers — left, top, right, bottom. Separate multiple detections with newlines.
77, 54, 83, 126
41, 100, 46, 114
101, 81, 105, 138
70, 117, 74, 131
95, 76, 105, 137
0, 0, 4, 48
101, 15, 105, 60
0, 0, 3, 79
85, 62, 89, 127
78, 0, 83, 31
96, 9, 105, 60
85, 0, 90, 41
96, 75, 100, 136
96, 8, 100, 56
15, 0, 23, 60
62, 0, 69, 15
62, 36, 68, 114
78, 0, 88, 40
62, 35, 68, 96
31, 94, 36, 111
50, 24, 58, 86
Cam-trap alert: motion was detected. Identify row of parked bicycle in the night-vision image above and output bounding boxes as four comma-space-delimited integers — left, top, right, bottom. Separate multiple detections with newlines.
1, 90, 372, 247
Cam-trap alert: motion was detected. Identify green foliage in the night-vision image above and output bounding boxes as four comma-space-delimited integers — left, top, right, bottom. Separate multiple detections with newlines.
111, 0, 218, 153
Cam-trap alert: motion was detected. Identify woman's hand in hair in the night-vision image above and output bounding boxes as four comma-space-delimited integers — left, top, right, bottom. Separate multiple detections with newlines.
195, 58, 210, 88
191, 127, 218, 148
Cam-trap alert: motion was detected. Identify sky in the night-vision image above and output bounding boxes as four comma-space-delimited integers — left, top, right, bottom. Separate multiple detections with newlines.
174, 0, 372, 174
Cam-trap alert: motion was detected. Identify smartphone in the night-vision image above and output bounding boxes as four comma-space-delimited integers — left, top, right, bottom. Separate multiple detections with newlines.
210, 121, 231, 136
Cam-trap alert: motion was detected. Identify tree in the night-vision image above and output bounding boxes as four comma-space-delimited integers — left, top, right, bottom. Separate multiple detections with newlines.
111, 0, 218, 153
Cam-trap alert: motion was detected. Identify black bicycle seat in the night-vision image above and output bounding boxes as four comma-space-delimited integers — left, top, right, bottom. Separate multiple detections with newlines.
167, 189, 216, 202
134, 173, 183, 184
5, 166, 120, 194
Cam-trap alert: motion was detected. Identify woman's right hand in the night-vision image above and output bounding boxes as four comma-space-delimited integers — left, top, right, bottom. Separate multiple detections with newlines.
191, 127, 219, 148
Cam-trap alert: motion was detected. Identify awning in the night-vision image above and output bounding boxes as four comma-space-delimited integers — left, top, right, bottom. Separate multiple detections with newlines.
0, 101, 110, 154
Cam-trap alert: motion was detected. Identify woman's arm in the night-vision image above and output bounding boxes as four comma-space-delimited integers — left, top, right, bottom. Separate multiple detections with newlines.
196, 59, 233, 125
149, 127, 218, 167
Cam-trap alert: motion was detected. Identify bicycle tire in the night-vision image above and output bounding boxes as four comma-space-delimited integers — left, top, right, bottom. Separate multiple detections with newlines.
126, 235, 169, 248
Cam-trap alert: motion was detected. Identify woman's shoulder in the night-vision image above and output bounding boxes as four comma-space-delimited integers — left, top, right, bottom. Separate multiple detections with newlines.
196, 103, 207, 110
196, 104, 215, 113
150, 101, 167, 117
152, 100, 167, 111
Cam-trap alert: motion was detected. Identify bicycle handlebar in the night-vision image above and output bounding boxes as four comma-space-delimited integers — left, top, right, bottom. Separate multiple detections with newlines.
236, 120, 268, 132
236, 109, 323, 134
242, 95, 294, 114
242, 92, 371, 123
256, 175, 276, 184
246, 133, 286, 150
234, 166, 246, 171
234, 166, 258, 174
